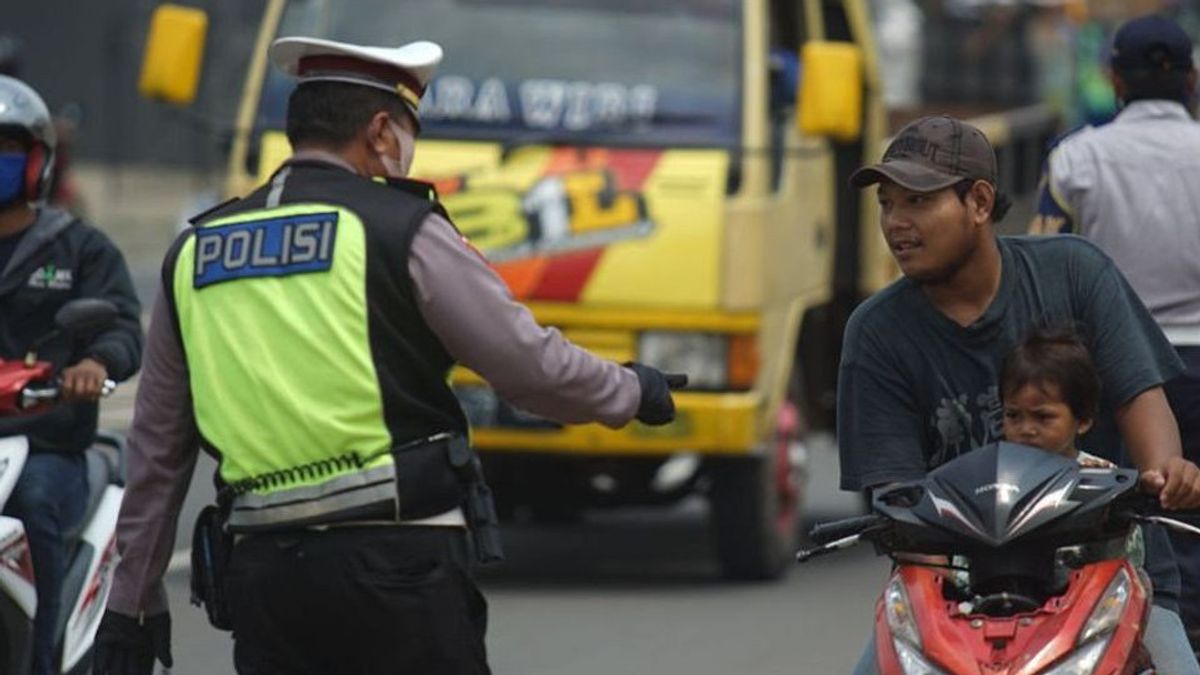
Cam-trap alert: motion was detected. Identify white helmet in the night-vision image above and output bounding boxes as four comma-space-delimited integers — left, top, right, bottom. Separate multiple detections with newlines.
0, 75, 56, 202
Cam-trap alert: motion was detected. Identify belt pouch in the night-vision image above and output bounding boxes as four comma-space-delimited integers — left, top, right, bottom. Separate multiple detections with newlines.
190, 504, 234, 631
393, 437, 464, 519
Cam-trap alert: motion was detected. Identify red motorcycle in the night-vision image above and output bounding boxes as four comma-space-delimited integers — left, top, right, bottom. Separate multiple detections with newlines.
800, 441, 1200, 674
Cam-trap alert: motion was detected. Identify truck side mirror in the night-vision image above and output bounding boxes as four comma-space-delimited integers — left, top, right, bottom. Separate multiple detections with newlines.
138, 4, 209, 105
797, 41, 863, 143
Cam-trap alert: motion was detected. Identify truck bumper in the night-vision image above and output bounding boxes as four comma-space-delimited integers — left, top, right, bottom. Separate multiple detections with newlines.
461, 390, 763, 456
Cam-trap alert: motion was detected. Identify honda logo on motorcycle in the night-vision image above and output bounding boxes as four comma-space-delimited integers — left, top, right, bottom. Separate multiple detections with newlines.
974, 482, 1020, 498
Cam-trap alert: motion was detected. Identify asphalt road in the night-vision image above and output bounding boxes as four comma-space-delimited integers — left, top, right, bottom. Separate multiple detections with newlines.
118, 441, 888, 675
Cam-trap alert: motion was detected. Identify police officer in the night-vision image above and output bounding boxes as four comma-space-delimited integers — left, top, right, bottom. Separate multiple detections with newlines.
92, 37, 681, 675
0, 75, 142, 675
1032, 14, 1200, 651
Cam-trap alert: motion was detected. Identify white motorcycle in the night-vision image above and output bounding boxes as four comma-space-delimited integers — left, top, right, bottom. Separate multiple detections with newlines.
0, 298, 123, 673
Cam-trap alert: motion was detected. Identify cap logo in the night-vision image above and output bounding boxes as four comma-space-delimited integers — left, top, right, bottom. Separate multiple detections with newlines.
395, 83, 421, 110
886, 133, 941, 163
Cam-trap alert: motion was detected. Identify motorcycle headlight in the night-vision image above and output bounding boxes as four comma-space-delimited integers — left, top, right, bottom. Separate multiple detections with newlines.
1040, 636, 1110, 675
892, 637, 949, 675
638, 332, 727, 389
885, 577, 922, 648
885, 577, 950, 674
1080, 568, 1131, 644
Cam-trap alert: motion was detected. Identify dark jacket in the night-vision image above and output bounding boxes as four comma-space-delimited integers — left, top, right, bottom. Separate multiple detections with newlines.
0, 207, 143, 453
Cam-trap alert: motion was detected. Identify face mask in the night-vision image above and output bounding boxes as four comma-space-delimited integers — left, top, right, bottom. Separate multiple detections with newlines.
0, 153, 26, 206
378, 118, 415, 179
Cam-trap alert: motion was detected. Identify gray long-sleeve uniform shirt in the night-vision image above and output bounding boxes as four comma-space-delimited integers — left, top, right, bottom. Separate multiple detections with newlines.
109, 157, 641, 616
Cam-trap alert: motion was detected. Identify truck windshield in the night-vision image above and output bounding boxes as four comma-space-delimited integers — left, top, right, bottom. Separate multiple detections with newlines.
259, 0, 742, 148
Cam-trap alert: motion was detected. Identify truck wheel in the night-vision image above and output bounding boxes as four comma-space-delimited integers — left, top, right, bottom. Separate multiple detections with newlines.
708, 402, 805, 580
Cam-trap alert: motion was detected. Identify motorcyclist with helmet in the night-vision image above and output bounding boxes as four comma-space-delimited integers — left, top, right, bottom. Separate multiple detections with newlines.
0, 35, 84, 214
0, 75, 142, 675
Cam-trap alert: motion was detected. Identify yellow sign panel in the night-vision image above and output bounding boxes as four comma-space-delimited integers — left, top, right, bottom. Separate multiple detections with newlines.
138, 4, 209, 105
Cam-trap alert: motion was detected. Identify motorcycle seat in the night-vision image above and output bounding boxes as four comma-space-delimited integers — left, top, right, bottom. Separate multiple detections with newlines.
63, 445, 119, 545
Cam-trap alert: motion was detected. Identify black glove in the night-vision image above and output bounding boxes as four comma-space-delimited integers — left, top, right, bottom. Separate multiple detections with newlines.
626, 363, 687, 425
93, 610, 173, 675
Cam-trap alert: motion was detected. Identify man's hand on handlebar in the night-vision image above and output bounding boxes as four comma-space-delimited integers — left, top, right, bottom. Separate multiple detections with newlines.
1140, 456, 1200, 510
60, 357, 108, 402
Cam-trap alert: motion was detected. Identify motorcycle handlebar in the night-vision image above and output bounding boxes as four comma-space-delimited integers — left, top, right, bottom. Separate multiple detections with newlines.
1115, 492, 1200, 518
19, 379, 116, 410
809, 514, 886, 545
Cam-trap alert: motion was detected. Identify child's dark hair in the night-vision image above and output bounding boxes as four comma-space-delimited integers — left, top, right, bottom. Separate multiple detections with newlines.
1000, 328, 1101, 421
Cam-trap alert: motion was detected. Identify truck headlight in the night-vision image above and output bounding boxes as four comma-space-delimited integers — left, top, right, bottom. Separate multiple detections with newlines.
638, 332, 726, 388
637, 332, 758, 390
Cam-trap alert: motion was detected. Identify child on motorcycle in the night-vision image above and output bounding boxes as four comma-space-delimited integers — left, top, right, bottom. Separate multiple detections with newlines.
1001, 328, 1104, 465
916, 329, 1149, 621
1000, 328, 1145, 567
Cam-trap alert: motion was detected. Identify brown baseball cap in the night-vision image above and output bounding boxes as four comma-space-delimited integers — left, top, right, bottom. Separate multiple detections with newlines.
850, 115, 998, 192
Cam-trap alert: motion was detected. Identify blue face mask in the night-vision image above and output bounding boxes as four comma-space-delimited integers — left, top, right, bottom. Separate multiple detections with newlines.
0, 153, 26, 205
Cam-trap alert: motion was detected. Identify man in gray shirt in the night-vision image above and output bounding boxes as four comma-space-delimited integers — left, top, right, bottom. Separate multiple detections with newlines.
841, 115, 1200, 673
1033, 14, 1200, 644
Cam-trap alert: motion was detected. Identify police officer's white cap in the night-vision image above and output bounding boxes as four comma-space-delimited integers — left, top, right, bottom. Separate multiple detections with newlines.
269, 37, 442, 121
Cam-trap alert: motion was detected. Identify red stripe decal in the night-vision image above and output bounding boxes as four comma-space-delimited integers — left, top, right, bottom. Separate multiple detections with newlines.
529, 248, 604, 302
603, 149, 664, 191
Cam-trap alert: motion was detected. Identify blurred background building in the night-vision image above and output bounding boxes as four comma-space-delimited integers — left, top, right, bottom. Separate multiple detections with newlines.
5, 0, 259, 166
873, 0, 1200, 128
4, 1, 1198, 172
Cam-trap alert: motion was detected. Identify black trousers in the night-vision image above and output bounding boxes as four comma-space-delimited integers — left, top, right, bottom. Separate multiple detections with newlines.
224, 525, 490, 674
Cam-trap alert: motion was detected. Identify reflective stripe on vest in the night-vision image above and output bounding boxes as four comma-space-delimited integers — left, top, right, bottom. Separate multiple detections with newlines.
174, 202, 397, 527
228, 463, 399, 530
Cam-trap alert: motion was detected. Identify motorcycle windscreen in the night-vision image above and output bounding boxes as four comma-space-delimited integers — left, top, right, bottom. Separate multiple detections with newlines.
916, 442, 1089, 547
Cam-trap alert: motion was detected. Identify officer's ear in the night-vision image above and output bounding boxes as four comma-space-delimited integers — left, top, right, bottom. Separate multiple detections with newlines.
366, 111, 392, 155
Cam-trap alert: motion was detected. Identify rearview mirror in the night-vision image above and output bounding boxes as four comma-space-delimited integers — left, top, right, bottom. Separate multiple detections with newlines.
23, 299, 119, 366
138, 4, 209, 105
54, 299, 119, 335
797, 41, 863, 142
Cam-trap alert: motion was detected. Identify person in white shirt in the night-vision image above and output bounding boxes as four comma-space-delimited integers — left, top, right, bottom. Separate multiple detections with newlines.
1032, 13, 1200, 651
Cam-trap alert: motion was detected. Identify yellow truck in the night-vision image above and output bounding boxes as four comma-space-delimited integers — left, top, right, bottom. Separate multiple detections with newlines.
140, 0, 897, 579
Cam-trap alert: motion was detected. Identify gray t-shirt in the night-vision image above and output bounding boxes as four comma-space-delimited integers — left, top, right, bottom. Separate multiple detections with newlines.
837, 234, 1184, 608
